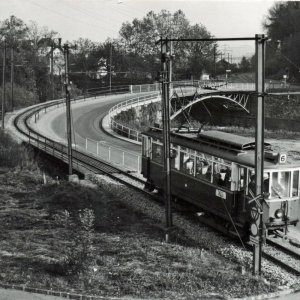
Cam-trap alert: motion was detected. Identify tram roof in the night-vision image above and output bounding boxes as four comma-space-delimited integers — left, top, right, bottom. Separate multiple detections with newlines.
142, 128, 300, 169
196, 130, 270, 151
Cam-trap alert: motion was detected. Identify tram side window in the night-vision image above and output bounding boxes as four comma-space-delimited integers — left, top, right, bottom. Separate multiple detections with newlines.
293, 170, 299, 197
212, 160, 232, 188
152, 143, 163, 164
195, 154, 213, 182
195, 157, 208, 180
247, 171, 270, 196
142, 136, 150, 157
170, 144, 179, 170
271, 171, 290, 198
180, 150, 195, 175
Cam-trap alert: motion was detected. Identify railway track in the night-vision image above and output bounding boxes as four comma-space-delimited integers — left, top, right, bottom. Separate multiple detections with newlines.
13, 101, 300, 277
12, 100, 151, 197
262, 237, 300, 276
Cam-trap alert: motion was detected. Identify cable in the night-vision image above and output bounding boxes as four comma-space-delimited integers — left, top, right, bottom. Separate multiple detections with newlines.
27, 0, 118, 37
59, 0, 128, 32
221, 198, 247, 250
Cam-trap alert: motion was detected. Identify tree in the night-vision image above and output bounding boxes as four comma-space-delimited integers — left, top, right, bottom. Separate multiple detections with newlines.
26, 21, 59, 101
69, 38, 99, 90
263, 1, 300, 81
0, 16, 36, 108
118, 10, 217, 80
238, 56, 251, 73
0, 16, 61, 105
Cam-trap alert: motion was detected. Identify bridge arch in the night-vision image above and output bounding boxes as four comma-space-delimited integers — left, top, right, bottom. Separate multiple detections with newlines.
170, 92, 251, 120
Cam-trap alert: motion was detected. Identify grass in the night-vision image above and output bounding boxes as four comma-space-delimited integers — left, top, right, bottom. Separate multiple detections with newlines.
0, 130, 38, 170
0, 131, 280, 299
0, 173, 278, 299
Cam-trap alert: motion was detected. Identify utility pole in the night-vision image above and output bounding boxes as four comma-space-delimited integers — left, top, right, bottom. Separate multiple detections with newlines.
50, 44, 54, 100
161, 38, 173, 243
252, 34, 266, 275
109, 43, 112, 93
213, 44, 217, 77
2, 39, 6, 129
10, 16, 14, 111
63, 43, 73, 176
227, 52, 230, 67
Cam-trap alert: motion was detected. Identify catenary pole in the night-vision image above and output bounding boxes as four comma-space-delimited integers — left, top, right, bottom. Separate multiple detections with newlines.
253, 34, 266, 275
10, 16, 14, 111
161, 38, 173, 242
63, 43, 73, 176
51, 44, 54, 100
109, 43, 112, 93
2, 39, 6, 129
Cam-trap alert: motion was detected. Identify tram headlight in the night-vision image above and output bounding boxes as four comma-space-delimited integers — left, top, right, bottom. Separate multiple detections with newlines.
274, 209, 284, 219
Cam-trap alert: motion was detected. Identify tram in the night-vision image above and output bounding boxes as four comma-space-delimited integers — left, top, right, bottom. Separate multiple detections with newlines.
141, 128, 300, 238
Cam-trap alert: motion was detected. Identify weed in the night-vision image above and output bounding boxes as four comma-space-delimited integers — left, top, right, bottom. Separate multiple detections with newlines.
55, 209, 96, 277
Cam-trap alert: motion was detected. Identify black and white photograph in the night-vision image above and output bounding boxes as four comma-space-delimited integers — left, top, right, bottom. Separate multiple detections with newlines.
0, 0, 300, 299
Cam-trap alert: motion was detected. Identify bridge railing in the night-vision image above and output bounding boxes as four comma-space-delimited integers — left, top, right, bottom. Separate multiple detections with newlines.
85, 137, 141, 172
222, 82, 256, 90
129, 80, 228, 93
130, 83, 160, 93
108, 93, 161, 143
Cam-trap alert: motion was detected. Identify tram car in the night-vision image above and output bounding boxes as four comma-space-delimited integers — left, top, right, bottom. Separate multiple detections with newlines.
141, 128, 300, 239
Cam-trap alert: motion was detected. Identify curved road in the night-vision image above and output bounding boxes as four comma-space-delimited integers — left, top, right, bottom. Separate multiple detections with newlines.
50, 93, 142, 154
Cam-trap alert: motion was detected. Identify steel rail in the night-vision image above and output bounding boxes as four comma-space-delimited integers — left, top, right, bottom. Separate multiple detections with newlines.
243, 240, 300, 276
261, 249, 300, 276
253, 238, 300, 276
266, 238, 300, 260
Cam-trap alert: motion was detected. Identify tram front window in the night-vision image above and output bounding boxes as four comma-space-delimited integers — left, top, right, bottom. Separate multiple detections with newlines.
271, 171, 290, 198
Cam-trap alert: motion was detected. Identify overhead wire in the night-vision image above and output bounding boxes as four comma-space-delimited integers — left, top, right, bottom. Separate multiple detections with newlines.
27, 0, 118, 38
59, 5, 120, 37
59, 0, 130, 32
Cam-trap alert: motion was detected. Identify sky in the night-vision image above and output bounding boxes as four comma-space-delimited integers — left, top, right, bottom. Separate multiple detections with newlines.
0, 0, 277, 59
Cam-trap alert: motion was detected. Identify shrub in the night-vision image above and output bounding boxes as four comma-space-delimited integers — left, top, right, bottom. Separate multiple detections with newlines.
56, 209, 95, 276
0, 131, 38, 169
